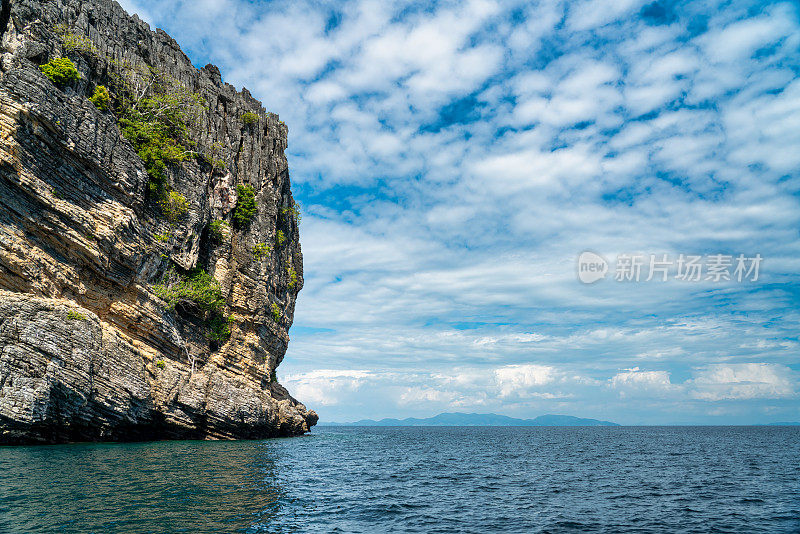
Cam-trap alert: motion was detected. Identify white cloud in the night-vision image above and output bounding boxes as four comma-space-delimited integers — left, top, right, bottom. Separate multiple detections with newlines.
723, 78, 800, 173
688, 363, 797, 401
398, 387, 468, 406
610, 368, 677, 397
702, 9, 796, 63
494, 364, 559, 397
281, 370, 374, 406
567, 0, 644, 32
608, 364, 798, 403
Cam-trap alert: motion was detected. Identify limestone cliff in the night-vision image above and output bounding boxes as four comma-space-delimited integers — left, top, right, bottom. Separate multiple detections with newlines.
0, 0, 318, 444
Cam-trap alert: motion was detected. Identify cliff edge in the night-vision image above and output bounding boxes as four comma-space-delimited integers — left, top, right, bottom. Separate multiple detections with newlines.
0, 0, 318, 444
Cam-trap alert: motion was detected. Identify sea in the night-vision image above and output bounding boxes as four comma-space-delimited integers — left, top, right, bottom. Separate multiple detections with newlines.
0, 426, 798, 533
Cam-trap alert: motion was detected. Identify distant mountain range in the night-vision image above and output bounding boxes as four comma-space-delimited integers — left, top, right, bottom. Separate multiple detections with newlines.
320, 412, 619, 427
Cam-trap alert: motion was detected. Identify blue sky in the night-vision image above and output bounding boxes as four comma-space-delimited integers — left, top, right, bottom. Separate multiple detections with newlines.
120, 0, 800, 424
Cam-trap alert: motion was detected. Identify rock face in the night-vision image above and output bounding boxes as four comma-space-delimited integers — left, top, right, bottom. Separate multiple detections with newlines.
0, 0, 318, 444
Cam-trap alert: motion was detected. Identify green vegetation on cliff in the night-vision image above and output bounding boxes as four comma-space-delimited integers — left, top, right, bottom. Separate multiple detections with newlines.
53, 25, 204, 203
208, 219, 228, 244
252, 242, 271, 260
40, 57, 79, 85
120, 111, 187, 196
154, 267, 232, 341
241, 111, 259, 126
55, 24, 99, 57
159, 191, 189, 223
115, 68, 204, 198
233, 184, 257, 227
206, 314, 234, 342
282, 203, 301, 225
66, 310, 87, 321
88, 85, 110, 110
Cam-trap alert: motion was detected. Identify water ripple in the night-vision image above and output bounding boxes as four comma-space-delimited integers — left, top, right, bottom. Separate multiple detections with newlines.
0, 426, 799, 533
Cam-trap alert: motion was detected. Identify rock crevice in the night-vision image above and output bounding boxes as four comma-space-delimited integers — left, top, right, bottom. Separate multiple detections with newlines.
0, 1, 10, 43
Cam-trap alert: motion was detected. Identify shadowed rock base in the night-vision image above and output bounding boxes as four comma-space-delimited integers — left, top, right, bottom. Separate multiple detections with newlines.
0, 292, 318, 445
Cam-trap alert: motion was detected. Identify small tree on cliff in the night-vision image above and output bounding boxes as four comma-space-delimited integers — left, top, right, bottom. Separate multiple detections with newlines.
233, 185, 257, 227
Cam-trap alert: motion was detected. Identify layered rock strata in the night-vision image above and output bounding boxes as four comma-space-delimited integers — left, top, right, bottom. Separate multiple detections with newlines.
0, 0, 317, 444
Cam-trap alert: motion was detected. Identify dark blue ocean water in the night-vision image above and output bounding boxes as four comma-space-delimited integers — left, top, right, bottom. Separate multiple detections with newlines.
0, 426, 798, 533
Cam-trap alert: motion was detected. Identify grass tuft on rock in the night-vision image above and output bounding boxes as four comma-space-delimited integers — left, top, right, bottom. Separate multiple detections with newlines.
66, 310, 87, 321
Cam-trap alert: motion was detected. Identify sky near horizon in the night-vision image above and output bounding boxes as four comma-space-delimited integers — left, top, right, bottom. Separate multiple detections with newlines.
119, 0, 800, 424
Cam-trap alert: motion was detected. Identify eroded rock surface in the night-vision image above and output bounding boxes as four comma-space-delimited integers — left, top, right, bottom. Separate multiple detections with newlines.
0, 0, 317, 444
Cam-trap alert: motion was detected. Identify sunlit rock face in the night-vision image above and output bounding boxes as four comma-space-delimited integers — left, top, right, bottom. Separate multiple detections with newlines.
0, 0, 317, 444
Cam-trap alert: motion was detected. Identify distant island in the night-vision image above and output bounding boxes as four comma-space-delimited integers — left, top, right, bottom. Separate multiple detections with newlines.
320, 412, 619, 427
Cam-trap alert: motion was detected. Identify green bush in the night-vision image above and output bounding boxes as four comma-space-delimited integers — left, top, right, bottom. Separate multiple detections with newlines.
241, 111, 259, 126
271, 302, 281, 322
233, 185, 257, 227
120, 112, 188, 196
252, 242, 271, 260
155, 360, 166, 370
207, 314, 233, 341
153, 267, 232, 342
66, 310, 87, 321
159, 191, 189, 223
269, 369, 278, 383
276, 230, 286, 245
118, 70, 205, 138
40, 57, 79, 85
154, 267, 224, 312
89, 85, 111, 111
287, 265, 297, 289
208, 219, 228, 243
115, 69, 205, 197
